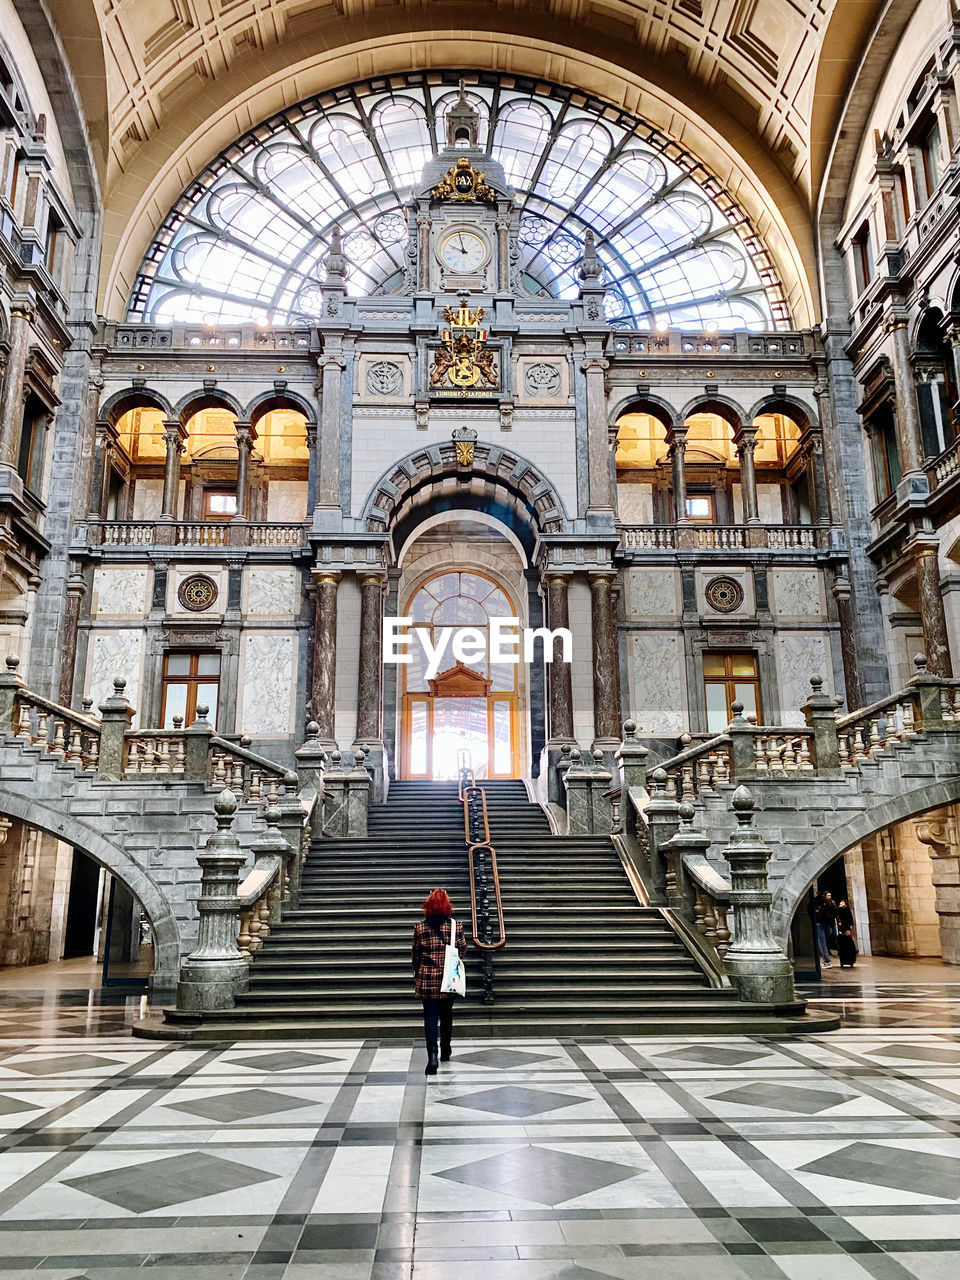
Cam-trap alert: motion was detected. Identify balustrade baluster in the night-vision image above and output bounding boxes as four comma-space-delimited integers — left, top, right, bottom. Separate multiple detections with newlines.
156, 738, 171, 773
84, 733, 99, 771
715, 904, 731, 950
783, 737, 797, 772
797, 736, 813, 770
715, 749, 730, 783
66, 725, 83, 763
697, 757, 713, 793
884, 707, 899, 747
50, 718, 66, 757
838, 730, 851, 765
902, 698, 918, 737
680, 763, 695, 800
15, 702, 31, 741
754, 735, 767, 771
34, 712, 48, 748
852, 726, 867, 762
868, 719, 882, 755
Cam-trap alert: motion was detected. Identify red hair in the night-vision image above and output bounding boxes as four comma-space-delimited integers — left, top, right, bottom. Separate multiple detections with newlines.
422, 888, 453, 917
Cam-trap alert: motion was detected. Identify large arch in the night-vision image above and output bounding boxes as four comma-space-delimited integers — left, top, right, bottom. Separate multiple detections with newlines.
771, 776, 960, 944
98, 28, 818, 326
0, 784, 182, 989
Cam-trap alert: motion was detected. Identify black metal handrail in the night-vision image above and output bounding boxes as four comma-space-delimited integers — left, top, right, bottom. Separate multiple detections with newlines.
457, 753, 506, 1005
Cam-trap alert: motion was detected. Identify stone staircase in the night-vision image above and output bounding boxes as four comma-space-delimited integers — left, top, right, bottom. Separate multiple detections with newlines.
158, 778, 835, 1038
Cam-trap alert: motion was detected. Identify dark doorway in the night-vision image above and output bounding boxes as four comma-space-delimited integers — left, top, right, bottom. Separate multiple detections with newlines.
62, 850, 100, 959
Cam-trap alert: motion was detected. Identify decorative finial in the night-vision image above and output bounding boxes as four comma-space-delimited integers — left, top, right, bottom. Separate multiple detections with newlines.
914, 653, 929, 672
214, 788, 238, 823
283, 769, 300, 793
446, 79, 480, 147
578, 229, 602, 281
810, 674, 823, 692
5, 655, 19, 672
324, 224, 348, 282
196, 703, 210, 721
678, 799, 695, 824
113, 676, 127, 693
731, 784, 755, 821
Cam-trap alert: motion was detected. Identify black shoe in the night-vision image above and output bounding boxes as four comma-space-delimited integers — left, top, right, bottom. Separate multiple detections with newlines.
440, 1043, 452, 1062
425, 1045, 439, 1076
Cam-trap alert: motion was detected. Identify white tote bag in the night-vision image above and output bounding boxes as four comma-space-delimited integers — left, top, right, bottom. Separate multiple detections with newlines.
440, 918, 466, 997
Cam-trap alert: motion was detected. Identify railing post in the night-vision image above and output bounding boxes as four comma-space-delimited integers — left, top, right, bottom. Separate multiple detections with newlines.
662, 800, 711, 913
910, 654, 947, 730
720, 786, 795, 1005
616, 718, 648, 793
589, 747, 614, 832
563, 747, 594, 835
176, 789, 250, 1012
276, 770, 306, 913
253, 801, 292, 928
0, 655, 25, 733
295, 720, 326, 836
726, 701, 756, 778
801, 674, 841, 776
97, 677, 135, 779
322, 749, 348, 836
645, 767, 680, 905
345, 748, 371, 836
183, 703, 215, 781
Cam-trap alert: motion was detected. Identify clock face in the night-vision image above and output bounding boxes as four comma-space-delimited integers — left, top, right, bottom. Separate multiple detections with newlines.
439, 228, 487, 273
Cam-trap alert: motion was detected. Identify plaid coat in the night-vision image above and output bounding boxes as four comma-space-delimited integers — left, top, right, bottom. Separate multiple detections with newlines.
412, 916, 467, 998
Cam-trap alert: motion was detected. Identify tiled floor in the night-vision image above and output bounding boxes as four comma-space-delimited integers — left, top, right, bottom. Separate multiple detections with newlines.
0, 971, 956, 1279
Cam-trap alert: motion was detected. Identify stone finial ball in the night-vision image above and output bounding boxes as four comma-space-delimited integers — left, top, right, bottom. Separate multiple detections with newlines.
196, 704, 209, 719
914, 653, 928, 671
240, 735, 251, 747
592, 747, 604, 762
263, 803, 282, 825
678, 799, 695, 822
113, 676, 127, 692
730, 700, 744, 716
810, 673, 823, 690
214, 788, 237, 816
283, 769, 299, 790
331, 749, 342, 765
5, 654, 19, 671
570, 747, 582, 762
623, 719, 636, 735
731, 784, 754, 812
652, 767, 667, 782
305, 720, 320, 737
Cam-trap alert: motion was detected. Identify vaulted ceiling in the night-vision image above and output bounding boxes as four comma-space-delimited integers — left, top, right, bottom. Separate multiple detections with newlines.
48, 0, 890, 320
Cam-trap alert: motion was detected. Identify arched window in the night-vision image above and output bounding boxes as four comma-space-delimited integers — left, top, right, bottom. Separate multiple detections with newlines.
128, 74, 789, 331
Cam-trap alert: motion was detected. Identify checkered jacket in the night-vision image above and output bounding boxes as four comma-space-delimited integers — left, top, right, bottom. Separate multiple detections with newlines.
412, 916, 467, 998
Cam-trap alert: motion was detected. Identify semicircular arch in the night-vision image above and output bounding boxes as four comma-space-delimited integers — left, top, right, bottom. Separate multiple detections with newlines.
99, 387, 175, 425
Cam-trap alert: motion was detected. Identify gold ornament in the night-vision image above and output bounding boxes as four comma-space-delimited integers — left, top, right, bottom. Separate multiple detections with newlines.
428, 297, 499, 395
431, 155, 496, 203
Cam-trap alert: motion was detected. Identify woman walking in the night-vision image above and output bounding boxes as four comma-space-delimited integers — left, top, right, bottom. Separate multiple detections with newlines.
412, 888, 466, 1076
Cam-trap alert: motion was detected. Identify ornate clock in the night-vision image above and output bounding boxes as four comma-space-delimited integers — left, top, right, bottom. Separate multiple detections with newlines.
438, 228, 489, 274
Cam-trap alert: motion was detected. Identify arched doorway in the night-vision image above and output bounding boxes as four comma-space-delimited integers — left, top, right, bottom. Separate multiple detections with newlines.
400, 568, 521, 779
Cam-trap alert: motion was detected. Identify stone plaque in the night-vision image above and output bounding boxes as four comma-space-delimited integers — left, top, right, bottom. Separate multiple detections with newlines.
365, 360, 404, 397
523, 362, 562, 398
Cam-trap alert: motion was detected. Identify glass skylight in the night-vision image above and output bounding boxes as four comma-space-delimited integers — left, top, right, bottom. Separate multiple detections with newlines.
129, 72, 789, 331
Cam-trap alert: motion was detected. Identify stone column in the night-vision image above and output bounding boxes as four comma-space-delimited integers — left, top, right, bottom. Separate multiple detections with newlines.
946, 325, 960, 409
315, 354, 345, 516
582, 356, 612, 514
160, 420, 186, 521
311, 570, 340, 745
417, 215, 432, 292
89, 420, 117, 518
887, 315, 926, 476
721, 786, 796, 1005
832, 571, 862, 710
808, 432, 831, 526
914, 809, 960, 965
915, 545, 953, 676
355, 573, 384, 742
57, 573, 87, 707
665, 423, 689, 524
734, 424, 760, 524
175, 789, 250, 1013
544, 573, 574, 742
590, 570, 621, 746
304, 418, 318, 512
232, 420, 255, 520
0, 302, 32, 470
496, 217, 510, 293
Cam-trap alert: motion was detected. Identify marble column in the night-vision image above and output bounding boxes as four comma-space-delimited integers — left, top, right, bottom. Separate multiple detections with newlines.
665, 423, 690, 524
544, 573, 574, 742
88, 420, 117, 518
589, 570, 621, 744
496, 217, 510, 292
832, 571, 862, 711
160, 420, 185, 521
915, 546, 953, 676
582, 355, 612, 514
808, 432, 831, 526
355, 573, 384, 742
305, 419, 318, 512
233, 420, 255, 521
887, 316, 926, 476
734, 424, 760, 524
57, 572, 87, 707
947, 325, 960, 411
311, 571, 340, 744
0, 303, 32, 470
315, 354, 345, 515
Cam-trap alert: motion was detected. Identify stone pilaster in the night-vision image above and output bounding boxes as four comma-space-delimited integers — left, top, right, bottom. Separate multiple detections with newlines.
582, 355, 612, 514
315, 354, 345, 517
311, 570, 340, 745
589, 570, 621, 746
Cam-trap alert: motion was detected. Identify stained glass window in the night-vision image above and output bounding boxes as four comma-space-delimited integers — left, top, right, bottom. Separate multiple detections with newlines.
129, 73, 789, 331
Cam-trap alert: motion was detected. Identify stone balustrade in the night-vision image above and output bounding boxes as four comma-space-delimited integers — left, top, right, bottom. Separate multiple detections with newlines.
84, 519, 306, 550
1, 658, 101, 769
620, 524, 827, 553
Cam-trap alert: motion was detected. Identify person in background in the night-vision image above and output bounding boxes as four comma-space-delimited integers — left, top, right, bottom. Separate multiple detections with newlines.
837, 926, 858, 968
812, 891, 832, 968
412, 888, 467, 1076
821, 891, 839, 953
836, 899, 854, 933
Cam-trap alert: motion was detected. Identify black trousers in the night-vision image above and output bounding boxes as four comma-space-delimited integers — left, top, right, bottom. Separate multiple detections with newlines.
422, 996, 455, 1047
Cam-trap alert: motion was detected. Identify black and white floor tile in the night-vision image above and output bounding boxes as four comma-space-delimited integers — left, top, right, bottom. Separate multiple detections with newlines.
0, 984, 956, 1277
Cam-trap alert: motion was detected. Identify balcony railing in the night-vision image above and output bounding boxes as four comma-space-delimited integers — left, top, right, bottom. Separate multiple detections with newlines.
84, 520, 307, 549
620, 524, 827, 552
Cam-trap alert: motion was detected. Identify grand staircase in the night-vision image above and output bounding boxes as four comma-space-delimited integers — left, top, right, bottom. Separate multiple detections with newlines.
159, 777, 835, 1038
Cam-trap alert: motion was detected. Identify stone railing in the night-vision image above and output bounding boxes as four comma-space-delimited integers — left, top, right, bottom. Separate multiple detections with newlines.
86, 520, 306, 549
620, 524, 825, 552
609, 329, 812, 358
929, 436, 960, 488
3, 661, 101, 770
103, 321, 313, 352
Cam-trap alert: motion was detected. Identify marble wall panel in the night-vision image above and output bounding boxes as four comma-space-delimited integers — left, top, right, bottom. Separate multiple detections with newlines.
246, 567, 300, 618
93, 568, 149, 618
569, 578, 595, 745
87, 630, 144, 725
616, 482, 652, 524
266, 481, 308, 521
627, 632, 685, 734
757, 483, 783, 523
627, 568, 678, 619
696, 567, 753, 618
132, 479, 162, 520
238, 632, 298, 737
772, 568, 824, 618
775, 631, 828, 722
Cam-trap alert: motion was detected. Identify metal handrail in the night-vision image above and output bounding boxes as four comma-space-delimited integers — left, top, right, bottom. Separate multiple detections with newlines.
457, 756, 506, 1004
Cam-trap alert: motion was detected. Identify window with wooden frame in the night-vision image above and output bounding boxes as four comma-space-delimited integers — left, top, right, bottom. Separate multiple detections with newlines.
161, 651, 221, 728
851, 222, 874, 296
202, 488, 237, 520
684, 492, 716, 523
917, 115, 943, 201
870, 403, 901, 501
703, 652, 761, 733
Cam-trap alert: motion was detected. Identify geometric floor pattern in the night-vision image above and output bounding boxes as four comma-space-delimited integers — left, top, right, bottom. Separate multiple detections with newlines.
0, 983, 956, 1276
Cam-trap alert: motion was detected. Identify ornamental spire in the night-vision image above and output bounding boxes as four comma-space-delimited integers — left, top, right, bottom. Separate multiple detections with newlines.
446, 78, 480, 148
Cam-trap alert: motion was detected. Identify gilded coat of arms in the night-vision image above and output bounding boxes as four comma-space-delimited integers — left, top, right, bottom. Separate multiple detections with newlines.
429, 299, 499, 395
430, 156, 496, 203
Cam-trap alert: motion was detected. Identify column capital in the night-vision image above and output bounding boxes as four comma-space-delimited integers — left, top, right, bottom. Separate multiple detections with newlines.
357, 570, 387, 588
732, 422, 759, 450
581, 356, 609, 375
162, 419, 187, 446
311, 569, 342, 586
664, 422, 688, 450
